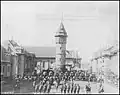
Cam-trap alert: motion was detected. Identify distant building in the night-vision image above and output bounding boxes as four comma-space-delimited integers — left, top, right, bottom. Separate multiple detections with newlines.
1, 45, 11, 79
91, 41, 119, 76
2, 40, 36, 78
24, 22, 82, 72
24, 46, 82, 72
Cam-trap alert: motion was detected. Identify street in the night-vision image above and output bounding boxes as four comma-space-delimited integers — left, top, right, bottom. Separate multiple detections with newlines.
1, 79, 118, 94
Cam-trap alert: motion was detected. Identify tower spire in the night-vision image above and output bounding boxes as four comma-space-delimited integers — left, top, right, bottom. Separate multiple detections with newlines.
61, 12, 64, 23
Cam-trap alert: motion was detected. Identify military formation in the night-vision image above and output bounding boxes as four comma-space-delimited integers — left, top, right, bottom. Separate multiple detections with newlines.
30, 69, 104, 94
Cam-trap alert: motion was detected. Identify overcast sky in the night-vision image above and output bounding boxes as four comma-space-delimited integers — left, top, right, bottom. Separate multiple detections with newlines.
1, 1, 119, 62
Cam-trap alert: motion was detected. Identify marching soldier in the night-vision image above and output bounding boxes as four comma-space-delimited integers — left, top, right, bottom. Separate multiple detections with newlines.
43, 82, 48, 93
74, 84, 77, 94
71, 83, 74, 94
60, 84, 64, 93
39, 82, 44, 93
67, 84, 71, 93
77, 84, 81, 94
85, 82, 91, 94
98, 83, 104, 93
64, 83, 67, 94
47, 82, 52, 93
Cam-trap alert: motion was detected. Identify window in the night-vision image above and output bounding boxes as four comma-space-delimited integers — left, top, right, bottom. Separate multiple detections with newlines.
51, 61, 53, 64
43, 61, 45, 68
3, 66, 5, 73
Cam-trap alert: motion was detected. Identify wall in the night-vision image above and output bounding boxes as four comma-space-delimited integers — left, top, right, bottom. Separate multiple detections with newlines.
19, 54, 25, 77
11, 55, 18, 76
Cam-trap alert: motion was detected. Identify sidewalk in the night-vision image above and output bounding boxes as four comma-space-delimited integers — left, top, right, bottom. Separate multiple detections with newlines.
104, 81, 119, 94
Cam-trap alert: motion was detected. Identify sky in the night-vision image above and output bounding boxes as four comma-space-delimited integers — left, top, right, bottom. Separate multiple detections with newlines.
1, 1, 119, 62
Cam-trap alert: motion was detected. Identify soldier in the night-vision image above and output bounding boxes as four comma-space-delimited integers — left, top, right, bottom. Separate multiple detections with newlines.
60, 84, 64, 93
77, 84, 81, 94
64, 83, 67, 94
35, 84, 39, 93
71, 83, 74, 94
85, 82, 91, 94
98, 83, 104, 93
67, 84, 71, 93
47, 82, 52, 93
39, 82, 44, 93
43, 82, 48, 93
74, 84, 77, 94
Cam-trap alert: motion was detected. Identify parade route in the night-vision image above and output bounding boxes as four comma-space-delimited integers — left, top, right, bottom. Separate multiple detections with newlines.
1, 79, 119, 94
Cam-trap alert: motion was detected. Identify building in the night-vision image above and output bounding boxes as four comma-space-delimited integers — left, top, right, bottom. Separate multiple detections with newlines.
55, 22, 68, 71
24, 46, 82, 72
24, 22, 82, 72
1, 45, 11, 80
2, 40, 36, 78
91, 41, 119, 75
91, 41, 119, 90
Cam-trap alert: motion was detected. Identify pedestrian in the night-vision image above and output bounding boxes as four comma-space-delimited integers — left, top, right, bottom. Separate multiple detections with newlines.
77, 84, 81, 94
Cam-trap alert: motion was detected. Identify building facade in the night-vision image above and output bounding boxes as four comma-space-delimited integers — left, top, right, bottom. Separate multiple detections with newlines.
1, 40, 36, 78
1, 46, 11, 79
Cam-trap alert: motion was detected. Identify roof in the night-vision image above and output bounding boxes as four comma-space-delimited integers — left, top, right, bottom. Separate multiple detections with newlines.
1, 45, 11, 62
23, 46, 81, 59
55, 22, 67, 37
24, 46, 56, 57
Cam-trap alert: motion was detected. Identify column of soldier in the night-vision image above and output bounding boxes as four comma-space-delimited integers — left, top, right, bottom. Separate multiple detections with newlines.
32, 70, 104, 94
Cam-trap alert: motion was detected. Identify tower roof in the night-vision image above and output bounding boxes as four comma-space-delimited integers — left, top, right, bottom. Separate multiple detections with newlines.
55, 22, 67, 37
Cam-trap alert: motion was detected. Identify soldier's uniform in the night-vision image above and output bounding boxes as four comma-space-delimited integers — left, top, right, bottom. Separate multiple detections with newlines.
47, 83, 51, 93
64, 84, 67, 94
67, 84, 71, 93
60, 84, 64, 93
85, 83, 91, 93
39, 82, 44, 93
71, 83, 74, 93
74, 84, 77, 94
98, 83, 104, 93
43, 83, 48, 93
77, 84, 81, 94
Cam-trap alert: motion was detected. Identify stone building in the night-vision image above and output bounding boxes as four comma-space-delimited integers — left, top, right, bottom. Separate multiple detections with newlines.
1, 45, 11, 79
2, 40, 36, 78
55, 22, 68, 71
